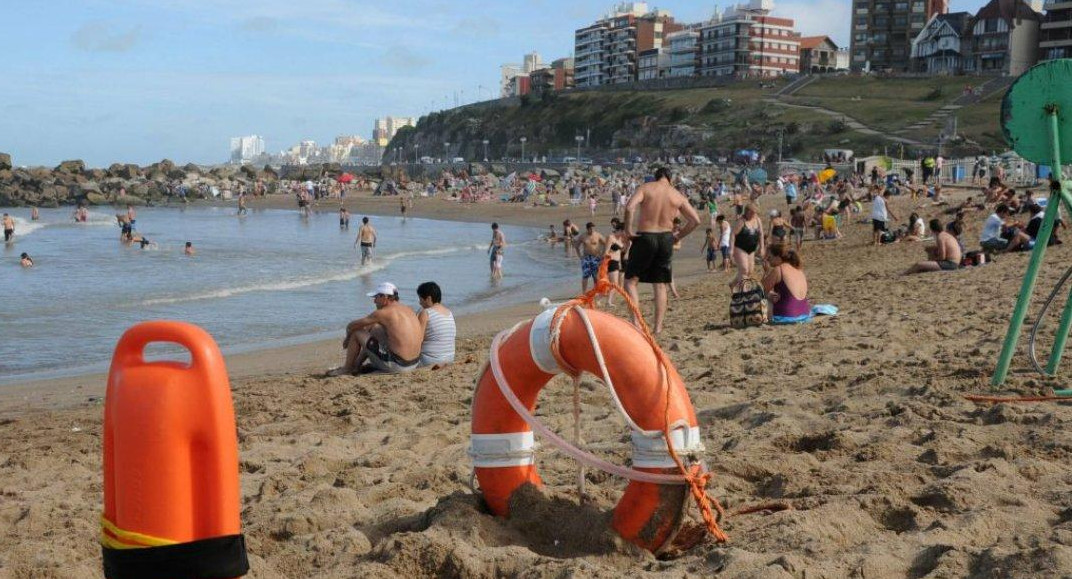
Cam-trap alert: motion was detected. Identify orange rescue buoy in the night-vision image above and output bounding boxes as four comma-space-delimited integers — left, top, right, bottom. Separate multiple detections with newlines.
101, 321, 249, 579
469, 306, 708, 553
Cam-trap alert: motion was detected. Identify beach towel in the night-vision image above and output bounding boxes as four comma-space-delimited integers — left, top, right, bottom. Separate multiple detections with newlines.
771, 304, 838, 325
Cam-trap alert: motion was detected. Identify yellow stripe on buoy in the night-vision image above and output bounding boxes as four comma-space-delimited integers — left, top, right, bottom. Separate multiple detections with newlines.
100, 515, 179, 549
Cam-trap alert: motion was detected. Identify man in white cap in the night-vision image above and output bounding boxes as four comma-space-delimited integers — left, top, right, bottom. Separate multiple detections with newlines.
328, 282, 423, 376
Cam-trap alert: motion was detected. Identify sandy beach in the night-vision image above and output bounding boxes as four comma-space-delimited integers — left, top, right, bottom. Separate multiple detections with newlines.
3, 187, 1072, 578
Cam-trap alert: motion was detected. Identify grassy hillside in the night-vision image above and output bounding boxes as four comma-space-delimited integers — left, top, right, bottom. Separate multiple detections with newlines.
389, 76, 1008, 163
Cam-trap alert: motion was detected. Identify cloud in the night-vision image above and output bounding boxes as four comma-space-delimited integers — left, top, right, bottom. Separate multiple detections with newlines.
71, 22, 142, 53
382, 46, 431, 71
240, 16, 279, 32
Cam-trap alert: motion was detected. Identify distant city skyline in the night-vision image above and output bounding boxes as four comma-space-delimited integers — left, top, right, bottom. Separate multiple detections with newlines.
2, 0, 992, 166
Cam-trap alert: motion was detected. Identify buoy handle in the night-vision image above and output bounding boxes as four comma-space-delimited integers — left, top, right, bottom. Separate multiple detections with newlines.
112, 321, 225, 375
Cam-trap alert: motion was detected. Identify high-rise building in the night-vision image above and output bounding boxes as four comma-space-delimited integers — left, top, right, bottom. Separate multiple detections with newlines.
501, 52, 544, 97
1040, 0, 1072, 60
229, 135, 265, 164
573, 3, 682, 87
529, 57, 576, 95
849, 0, 946, 72
699, 1, 802, 78
372, 117, 416, 147
667, 29, 700, 77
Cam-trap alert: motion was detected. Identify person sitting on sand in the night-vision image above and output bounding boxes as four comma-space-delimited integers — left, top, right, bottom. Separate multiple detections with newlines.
981, 203, 1031, 253
1024, 203, 1064, 247
416, 281, 456, 368
905, 219, 962, 274
762, 244, 809, 319
330, 282, 422, 376
20, 252, 33, 268
903, 213, 927, 242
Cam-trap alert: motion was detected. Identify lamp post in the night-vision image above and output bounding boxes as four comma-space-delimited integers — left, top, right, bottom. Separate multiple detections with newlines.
520, 137, 527, 163
482, 139, 489, 162
444, 142, 450, 162
575, 135, 584, 163
414, 143, 419, 164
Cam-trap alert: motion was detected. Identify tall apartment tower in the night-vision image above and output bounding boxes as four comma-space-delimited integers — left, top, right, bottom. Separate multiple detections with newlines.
849, 0, 946, 72
699, 1, 802, 78
1040, 0, 1072, 60
573, 3, 681, 88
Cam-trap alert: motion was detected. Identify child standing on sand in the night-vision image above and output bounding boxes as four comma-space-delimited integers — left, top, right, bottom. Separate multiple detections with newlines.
702, 227, 718, 272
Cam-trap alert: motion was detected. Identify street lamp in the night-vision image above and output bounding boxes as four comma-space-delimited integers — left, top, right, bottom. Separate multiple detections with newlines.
520, 137, 527, 163
444, 142, 450, 162
575, 135, 584, 163
482, 139, 489, 162
414, 143, 419, 164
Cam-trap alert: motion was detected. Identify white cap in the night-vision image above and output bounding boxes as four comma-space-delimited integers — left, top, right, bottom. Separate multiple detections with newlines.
366, 282, 399, 297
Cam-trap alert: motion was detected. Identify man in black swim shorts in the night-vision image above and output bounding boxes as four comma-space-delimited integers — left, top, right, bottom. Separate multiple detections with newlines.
623, 167, 701, 334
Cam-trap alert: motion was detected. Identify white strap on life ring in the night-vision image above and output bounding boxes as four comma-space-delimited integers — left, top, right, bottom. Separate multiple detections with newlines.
469, 432, 535, 468
632, 426, 705, 469
528, 307, 561, 375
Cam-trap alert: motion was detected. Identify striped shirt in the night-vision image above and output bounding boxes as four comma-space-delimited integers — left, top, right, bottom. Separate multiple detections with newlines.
420, 308, 456, 366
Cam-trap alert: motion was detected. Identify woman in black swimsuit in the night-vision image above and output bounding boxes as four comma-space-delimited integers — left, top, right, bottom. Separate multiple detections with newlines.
730, 204, 764, 287
768, 209, 790, 246
605, 218, 626, 305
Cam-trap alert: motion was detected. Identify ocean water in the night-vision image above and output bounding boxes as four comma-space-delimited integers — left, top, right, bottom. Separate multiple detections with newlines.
0, 206, 575, 383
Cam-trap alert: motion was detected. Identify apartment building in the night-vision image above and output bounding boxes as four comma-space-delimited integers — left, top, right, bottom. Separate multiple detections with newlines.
572, 2, 681, 87
638, 48, 671, 80
1040, 0, 1072, 59
373, 117, 416, 148
667, 29, 700, 77
850, 0, 944, 72
500, 52, 543, 97
698, 1, 802, 78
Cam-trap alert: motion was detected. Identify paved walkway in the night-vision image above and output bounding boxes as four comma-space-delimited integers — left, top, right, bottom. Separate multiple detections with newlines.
763, 98, 925, 146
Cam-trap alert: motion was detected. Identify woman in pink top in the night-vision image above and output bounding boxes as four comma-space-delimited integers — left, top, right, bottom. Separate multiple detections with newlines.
762, 244, 810, 319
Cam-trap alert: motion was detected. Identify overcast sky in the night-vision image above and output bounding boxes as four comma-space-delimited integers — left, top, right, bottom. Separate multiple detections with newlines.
1, 0, 991, 167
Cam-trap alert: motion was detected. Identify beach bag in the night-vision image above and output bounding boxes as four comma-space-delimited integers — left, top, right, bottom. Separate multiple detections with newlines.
730, 278, 769, 329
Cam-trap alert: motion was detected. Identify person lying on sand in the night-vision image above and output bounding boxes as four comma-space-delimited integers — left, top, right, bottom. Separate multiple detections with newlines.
329, 282, 423, 376
905, 220, 962, 274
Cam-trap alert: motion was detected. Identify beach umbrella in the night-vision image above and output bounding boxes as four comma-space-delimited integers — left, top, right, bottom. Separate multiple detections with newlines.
818, 168, 837, 184
337, 173, 354, 183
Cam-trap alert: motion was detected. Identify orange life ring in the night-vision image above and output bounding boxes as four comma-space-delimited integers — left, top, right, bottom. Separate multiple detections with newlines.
470, 306, 705, 553
102, 321, 248, 578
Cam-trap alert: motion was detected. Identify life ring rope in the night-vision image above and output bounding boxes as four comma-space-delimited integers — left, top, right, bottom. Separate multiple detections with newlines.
491, 257, 729, 543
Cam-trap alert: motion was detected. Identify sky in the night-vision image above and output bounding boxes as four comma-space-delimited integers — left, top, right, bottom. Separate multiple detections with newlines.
1, 0, 993, 167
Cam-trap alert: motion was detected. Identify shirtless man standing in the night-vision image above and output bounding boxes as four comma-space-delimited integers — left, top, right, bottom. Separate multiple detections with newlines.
329, 282, 423, 376
488, 223, 506, 277
2, 213, 14, 242
356, 217, 377, 265
623, 167, 701, 334
575, 222, 606, 293
905, 219, 963, 274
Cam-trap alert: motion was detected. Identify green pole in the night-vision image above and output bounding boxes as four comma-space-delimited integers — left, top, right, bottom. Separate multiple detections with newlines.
1045, 114, 1072, 373
991, 110, 1064, 386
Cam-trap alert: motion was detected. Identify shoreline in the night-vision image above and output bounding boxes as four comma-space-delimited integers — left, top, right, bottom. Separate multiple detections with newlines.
0, 190, 714, 414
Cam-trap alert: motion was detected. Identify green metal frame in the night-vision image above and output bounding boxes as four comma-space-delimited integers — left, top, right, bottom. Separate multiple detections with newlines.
992, 61, 1072, 394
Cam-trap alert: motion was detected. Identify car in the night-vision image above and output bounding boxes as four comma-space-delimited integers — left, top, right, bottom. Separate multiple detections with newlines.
419, 156, 435, 164
450, 157, 465, 163
690, 155, 713, 166
562, 156, 578, 163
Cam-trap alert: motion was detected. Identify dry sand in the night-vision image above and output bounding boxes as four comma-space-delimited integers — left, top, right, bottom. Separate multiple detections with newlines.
3, 188, 1072, 578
